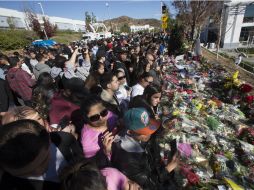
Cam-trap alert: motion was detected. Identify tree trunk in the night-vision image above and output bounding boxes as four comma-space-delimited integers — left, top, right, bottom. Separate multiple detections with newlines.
191, 18, 196, 41
216, 4, 224, 59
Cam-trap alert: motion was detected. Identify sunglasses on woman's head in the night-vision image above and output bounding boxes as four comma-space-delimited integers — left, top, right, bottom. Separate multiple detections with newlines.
88, 109, 108, 122
118, 75, 126, 80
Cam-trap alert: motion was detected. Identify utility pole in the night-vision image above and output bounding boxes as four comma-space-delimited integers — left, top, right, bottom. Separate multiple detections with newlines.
106, 2, 113, 33
38, 2, 48, 40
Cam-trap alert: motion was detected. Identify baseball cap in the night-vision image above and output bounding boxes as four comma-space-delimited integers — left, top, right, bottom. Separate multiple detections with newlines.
114, 46, 128, 54
96, 50, 106, 60
123, 108, 160, 135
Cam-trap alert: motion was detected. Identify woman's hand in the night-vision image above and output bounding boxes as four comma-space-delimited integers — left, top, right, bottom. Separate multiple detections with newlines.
165, 153, 179, 173
124, 180, 142, 190
102, 131, 115, 155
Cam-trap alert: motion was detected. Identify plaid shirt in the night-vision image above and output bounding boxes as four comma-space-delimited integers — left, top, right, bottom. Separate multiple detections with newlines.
6, 68, 36, 101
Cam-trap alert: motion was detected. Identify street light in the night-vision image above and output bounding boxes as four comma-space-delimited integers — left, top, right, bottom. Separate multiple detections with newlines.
38, 2, 48, 40
106, 2, 113, 33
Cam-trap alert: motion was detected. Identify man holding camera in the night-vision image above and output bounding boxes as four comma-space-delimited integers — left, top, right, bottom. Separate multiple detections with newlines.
64, 47, 91, 81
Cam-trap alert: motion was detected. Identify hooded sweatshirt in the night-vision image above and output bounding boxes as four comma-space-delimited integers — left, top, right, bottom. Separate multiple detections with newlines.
33, 63, 51, 79
6, 68, 36, 101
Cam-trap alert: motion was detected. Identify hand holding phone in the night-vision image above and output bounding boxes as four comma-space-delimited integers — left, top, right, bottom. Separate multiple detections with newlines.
124, 85, 131, 91
165, 152, 179, 173
102, 127, 119, 137
101, 131, 115, 155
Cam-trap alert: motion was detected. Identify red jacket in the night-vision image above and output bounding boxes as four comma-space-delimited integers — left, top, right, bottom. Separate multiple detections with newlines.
6, 68, 36, 101
49, 92, 80, 125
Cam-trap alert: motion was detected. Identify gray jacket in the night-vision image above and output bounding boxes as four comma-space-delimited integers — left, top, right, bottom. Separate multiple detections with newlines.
33, 63, 51, 79
64, 58, 91, 81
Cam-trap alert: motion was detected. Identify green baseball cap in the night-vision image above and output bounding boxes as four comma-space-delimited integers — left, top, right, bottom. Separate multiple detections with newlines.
123, 108, 160, 135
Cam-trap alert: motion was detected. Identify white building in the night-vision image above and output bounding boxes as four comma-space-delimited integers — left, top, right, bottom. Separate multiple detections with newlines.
0, 7, 86, 32
221, 1, 254, 48
201, 1, 254, 49
130, 24, 154, 33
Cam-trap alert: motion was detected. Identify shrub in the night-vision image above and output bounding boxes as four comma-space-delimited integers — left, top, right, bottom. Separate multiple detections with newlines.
0, 30, 37, 51
168, 23, 186, 55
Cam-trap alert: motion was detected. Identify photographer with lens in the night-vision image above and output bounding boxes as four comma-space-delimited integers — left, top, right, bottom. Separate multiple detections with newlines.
64, 46, 91, 82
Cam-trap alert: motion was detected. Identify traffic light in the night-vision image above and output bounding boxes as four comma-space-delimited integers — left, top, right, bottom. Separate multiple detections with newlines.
161, 3, 168, 30
162, 5, 167, 14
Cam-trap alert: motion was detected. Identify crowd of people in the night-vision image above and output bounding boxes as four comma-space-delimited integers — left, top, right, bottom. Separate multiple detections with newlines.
0, 32, 188, 190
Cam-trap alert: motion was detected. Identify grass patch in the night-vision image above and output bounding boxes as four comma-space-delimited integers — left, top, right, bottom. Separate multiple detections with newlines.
237, 48, 254, 54
51, 30, 82, 44
218, 52, 235, 61
240, 61, 254, 73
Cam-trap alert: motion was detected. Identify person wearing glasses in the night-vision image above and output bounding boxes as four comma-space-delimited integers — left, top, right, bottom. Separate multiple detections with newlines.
114, 69, 132, 113
131, 72, 153, 98
80, 96, 119, 168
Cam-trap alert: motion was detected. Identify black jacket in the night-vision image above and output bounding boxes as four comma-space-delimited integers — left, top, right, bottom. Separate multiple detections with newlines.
111, 134, 178, 190
0, 79, 13, 112
0, 132, 83, 190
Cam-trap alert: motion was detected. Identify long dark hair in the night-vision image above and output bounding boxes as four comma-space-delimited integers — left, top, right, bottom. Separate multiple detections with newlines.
59, 159, 107, 190
36, 72, 56, 90
134, 57, 150, 80
143, 84, 162, 105
32, 72, 57, 119
80, 96, 104, 123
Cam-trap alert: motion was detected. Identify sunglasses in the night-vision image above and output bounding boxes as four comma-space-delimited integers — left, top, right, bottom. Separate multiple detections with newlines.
145, 78, 153, 84
88, 109, 108, 122
118, 75, 126, 80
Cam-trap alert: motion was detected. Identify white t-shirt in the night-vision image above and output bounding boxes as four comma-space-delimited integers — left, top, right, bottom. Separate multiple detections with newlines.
131, 83, 144, 98
115, 85, 130, 104
21, 63, 32, 75
30, 59, 38, 67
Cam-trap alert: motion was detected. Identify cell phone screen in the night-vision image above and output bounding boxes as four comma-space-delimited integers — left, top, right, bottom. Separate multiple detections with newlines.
124, 85, 130, 91
170, 139, 177, 157
102, 127, 119, 136
111, 127, 119, 136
